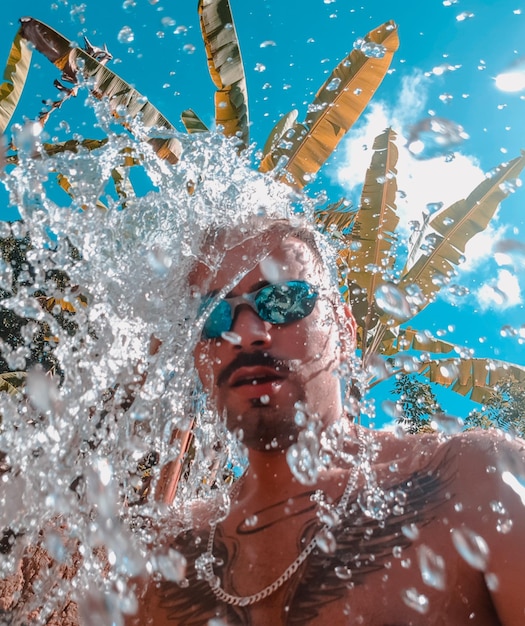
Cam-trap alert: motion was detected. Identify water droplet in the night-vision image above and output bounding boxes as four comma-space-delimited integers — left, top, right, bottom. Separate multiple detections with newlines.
418, 545, 446, 590
221, 331, 242, 345
407, 117, 469, 159
156, 548, 187, 582
430, 413, 464, 435
501, 470, 525, 505
316, 527, 337, 554
334, 565, 353, 580
496, 518, 513, 534
451, 528, 489, 571
355, 39, 387, 59
117, 26, 135, 44
358, 488, 389, 520
456, 11, 475, 21
485, 572, 499, 591
402, 523, 419, 540
326, 77, 342, 92
375, 283, 412, 321
259, 394, 270, 405
244, 515, 258, 527
402, 587, 429, 614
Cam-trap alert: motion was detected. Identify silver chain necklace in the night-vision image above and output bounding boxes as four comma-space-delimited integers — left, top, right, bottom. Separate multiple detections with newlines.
201, 429, 366, 607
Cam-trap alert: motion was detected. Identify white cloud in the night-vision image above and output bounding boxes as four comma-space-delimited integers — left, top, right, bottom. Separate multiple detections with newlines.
332, 70, 485, 235
329, 69, 525, 310
477, 269, 522, 310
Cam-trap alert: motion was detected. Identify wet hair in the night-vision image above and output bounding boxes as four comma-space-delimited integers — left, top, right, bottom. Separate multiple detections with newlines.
198, 215, 337, 285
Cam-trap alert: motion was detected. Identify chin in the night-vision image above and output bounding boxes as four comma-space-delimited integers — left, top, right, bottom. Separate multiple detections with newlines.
226, 407, 301, 452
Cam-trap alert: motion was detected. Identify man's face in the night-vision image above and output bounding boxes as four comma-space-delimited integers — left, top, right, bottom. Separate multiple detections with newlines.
192, 231, 353, 451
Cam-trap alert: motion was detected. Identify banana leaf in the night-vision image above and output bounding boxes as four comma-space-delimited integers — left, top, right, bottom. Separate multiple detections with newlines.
261, 109, 299, 159
397, 152, 525, 313
417, 357, 525, 403
315, 198, 355, 236
181, 109, 209, 134
342, 128, 399, 350
380, 326, 457, 356
259, 21, 399, 188
199, 0, 249, 148
18, 17, 181, 164
0, 371, 26, 395
0, 30, 32, 134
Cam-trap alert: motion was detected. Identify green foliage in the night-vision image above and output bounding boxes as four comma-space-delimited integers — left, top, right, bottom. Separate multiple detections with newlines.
0, 227, 80, 384
465, 377, 525, 437
391, 374, 442, 434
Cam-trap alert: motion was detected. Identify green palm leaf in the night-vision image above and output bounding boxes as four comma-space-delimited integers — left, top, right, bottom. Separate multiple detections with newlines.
199, 0, 249, 148
259, 21, 399, 188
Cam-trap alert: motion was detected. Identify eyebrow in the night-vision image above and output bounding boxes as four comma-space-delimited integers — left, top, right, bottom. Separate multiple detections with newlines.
206, 279, 271, 300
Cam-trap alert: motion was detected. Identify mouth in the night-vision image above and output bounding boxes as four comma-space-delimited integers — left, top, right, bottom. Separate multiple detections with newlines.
227, 367, 286, 398
229, 366, 286, 388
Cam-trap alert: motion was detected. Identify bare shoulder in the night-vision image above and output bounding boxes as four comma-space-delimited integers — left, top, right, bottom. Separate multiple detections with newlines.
370, 424, 525, 469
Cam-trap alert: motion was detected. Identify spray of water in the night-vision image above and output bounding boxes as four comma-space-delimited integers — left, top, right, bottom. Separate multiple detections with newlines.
0, 92, 373, 619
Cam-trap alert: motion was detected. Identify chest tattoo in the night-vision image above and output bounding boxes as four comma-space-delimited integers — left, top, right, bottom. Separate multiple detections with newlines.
155, 448, 456, 625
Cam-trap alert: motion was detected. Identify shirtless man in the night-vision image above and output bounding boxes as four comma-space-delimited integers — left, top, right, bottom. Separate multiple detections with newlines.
130, 220, 525, 625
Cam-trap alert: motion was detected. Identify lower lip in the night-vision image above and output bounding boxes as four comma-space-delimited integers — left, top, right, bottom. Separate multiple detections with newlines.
230, 379, 284, 399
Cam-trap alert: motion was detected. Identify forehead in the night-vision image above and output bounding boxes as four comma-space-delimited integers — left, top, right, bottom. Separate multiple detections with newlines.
190, 232, 321, 294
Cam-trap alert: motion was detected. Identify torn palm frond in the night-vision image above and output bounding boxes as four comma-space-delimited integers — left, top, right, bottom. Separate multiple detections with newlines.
0, 30, 32, 135
0, 371, 26, 396
417, 358, 525, 404
181, 109, 209, 134
261, 109, 299, 160
111, 165, 136, 207
259, 21, 399, 188
18, 17, 181, 164
315, 198, 355, 237
397, 152, 525, 314
380, 326, 457, 357
199, 0, 249, 148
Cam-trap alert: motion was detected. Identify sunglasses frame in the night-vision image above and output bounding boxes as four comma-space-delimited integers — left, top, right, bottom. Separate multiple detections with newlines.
199, 280, 319, 340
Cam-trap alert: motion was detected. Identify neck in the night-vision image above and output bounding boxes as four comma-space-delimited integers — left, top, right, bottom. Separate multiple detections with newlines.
240, 448, 297, 507
236, 418, 360, 509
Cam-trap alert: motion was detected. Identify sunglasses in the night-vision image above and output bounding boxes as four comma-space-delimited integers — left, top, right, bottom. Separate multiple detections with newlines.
199, 280, 319, 339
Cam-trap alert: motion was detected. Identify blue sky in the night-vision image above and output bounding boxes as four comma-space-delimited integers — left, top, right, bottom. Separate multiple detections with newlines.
1, 0, 524, 422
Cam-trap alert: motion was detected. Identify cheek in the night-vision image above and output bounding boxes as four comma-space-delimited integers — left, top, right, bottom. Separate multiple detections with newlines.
194, 342, 215, 386
194, 340, 227, 389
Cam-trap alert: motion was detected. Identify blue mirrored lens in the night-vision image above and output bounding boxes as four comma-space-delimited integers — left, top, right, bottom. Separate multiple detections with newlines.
255, 281, 317, 324
201, 299, 232, 339
200, 280, 318, 340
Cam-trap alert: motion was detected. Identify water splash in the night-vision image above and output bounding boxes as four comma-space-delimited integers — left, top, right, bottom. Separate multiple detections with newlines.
451, 527, 489, 571
417, 544, 446, 590
0, 96, 328, 614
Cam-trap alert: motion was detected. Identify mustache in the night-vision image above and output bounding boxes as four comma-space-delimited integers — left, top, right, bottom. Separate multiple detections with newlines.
217, 351, 291, 387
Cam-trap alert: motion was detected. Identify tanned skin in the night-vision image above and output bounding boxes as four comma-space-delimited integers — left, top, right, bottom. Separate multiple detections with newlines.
129, 230, 525, 625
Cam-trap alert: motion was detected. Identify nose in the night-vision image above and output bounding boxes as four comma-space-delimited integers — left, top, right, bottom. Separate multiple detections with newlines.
230, 304, 272, 349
